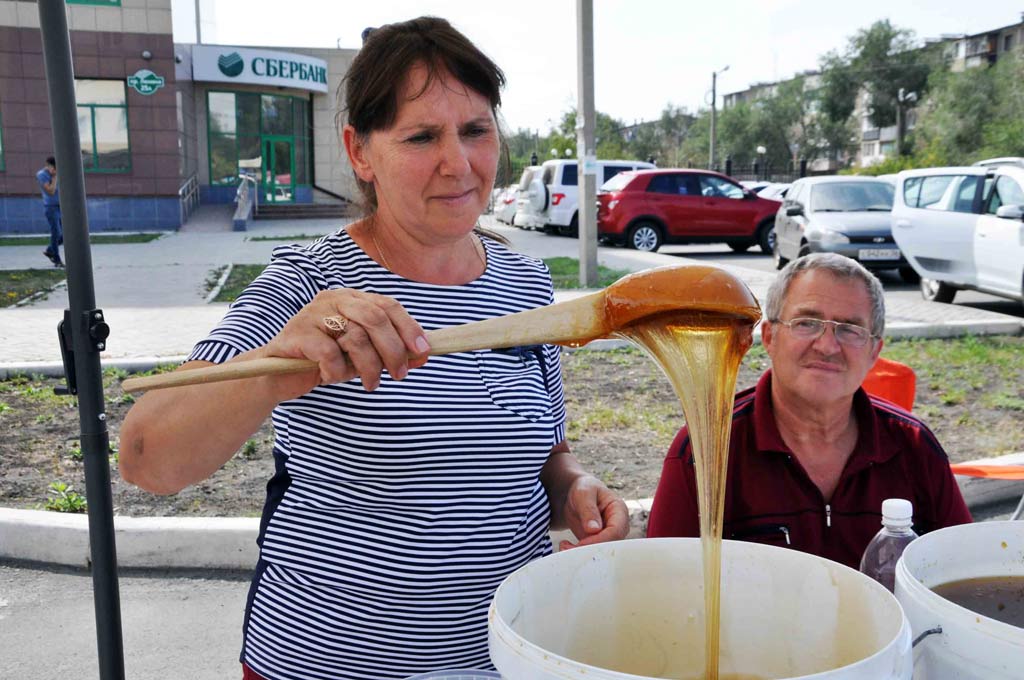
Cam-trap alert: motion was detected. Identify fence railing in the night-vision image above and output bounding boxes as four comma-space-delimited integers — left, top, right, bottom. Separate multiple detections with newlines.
236, 173, 259, 217
178, 174, 200, 226
719, 158, 808, 184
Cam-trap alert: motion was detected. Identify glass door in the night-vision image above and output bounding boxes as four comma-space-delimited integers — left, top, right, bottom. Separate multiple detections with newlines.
261, 136, 294, 203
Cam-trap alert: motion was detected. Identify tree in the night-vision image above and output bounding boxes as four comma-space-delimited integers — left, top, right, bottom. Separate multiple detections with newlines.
914, 50, 1024, 164
848, 20, 932, 130
816, 20, 938, 161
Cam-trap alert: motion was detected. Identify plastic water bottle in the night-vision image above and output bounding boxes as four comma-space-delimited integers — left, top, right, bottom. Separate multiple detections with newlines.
859, 498, 918, 592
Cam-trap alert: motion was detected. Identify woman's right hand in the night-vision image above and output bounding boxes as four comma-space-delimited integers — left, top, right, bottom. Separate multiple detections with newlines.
253, 289, 431, 400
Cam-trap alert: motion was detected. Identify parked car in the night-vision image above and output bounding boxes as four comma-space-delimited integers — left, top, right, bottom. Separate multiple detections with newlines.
511, 165, 543, 229
893, 164, 1024, 305
740, 180, 773, 193
492, 184, 519, 224
972, 157, 1024, 169
757, 182, 791, 201
596, 169, 782, 252
774, 175, 915, 281
514, 158, 655, 236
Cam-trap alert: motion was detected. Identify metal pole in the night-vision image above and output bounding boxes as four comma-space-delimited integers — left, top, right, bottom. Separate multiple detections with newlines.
576, 0, 598, 287
709, 71, 717, 169
194, 0, 202, 43
36, 2, 124, 679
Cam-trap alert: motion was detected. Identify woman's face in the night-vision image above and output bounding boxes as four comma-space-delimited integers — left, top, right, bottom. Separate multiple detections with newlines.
346, 64, 500, 243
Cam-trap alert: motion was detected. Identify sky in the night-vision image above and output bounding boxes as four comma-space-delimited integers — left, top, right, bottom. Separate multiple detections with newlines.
171, 0, 1022, 134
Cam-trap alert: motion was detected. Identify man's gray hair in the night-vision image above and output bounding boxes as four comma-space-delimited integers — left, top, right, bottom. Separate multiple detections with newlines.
765, 253, 886, 337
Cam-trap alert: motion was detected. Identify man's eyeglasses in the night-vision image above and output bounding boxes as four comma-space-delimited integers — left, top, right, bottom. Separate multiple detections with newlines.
771, 317, 878, 348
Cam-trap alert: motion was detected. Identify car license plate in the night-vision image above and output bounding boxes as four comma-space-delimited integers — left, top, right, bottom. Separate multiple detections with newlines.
859, 248, 900, 261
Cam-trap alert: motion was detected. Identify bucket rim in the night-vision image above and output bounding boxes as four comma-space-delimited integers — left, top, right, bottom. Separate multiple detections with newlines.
896, 522, 1024, 641
489, 537, 912, 679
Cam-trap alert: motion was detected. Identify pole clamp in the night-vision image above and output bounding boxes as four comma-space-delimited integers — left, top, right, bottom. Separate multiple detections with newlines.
54, 308, 110, 396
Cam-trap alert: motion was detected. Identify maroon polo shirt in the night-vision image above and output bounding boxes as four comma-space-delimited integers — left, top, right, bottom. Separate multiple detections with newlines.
647, 370, 972, 569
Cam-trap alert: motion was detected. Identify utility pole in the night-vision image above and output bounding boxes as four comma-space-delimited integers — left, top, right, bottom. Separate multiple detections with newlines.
576, 0, 597, 287
194, 0, 202, 43
709, 65, 729, 170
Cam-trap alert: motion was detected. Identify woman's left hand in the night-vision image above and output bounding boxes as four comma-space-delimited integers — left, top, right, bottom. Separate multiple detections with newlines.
557, 475, 629, 551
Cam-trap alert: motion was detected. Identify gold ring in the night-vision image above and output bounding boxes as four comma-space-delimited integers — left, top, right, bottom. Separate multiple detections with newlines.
323, 315, 349, 339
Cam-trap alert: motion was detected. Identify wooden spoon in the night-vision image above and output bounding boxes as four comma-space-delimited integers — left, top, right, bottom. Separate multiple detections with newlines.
121, 264, 761, 393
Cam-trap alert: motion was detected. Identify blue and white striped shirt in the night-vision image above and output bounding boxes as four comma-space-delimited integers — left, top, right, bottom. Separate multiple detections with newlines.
188, 229, 565, 680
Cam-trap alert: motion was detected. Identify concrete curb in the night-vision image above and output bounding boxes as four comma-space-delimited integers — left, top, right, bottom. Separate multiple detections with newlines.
3, 466, 1021, 570
0, 500, 655, 570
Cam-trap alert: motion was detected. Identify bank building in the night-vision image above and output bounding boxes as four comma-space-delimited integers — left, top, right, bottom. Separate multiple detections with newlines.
0, 0, 359, 233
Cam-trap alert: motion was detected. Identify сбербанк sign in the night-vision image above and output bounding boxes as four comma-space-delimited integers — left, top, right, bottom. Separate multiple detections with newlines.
191, 45, 328, 94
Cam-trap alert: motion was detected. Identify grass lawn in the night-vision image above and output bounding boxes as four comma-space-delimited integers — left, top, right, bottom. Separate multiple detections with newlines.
212, 265, 266, 302
543, 256, 633, 289
0, 233, 162, 247
0, 269, 66, 307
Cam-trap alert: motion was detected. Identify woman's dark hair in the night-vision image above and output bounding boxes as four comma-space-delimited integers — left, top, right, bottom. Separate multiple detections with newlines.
339, 16, 511, 243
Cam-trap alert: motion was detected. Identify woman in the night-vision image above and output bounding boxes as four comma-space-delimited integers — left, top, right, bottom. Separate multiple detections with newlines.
119, 16, 628, 680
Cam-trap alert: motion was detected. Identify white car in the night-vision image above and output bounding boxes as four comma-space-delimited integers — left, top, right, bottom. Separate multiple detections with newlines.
757, 183, 791, 201
492, 184, 518, 224
513, 158, 655, 236
972, 157, 1024, 169
892, 165, 1024, 305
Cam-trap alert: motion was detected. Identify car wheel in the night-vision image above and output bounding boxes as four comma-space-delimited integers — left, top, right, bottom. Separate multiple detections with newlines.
727, 240, 751, 253
756, 220, 776, 254
899, 266, 921, 284
558, 214, 579, 238
773, 242, 790, 270
920, 278, 956, 303
627, 221, 662, 252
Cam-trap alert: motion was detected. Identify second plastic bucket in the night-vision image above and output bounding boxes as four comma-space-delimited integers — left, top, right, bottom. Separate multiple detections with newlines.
489, 537, 911, 679
895, 520, 1024, 679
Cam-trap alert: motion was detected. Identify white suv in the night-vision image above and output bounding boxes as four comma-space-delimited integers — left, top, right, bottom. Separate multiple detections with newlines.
513, 158, 655, 236
892, 165, 1024, 305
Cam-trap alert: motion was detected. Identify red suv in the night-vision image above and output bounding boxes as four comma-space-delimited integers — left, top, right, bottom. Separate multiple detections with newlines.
597, 169, 782, 252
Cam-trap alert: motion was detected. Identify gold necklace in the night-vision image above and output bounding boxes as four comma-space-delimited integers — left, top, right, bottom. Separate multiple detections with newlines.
371, 230, 486, 272
371, 229, 393, 272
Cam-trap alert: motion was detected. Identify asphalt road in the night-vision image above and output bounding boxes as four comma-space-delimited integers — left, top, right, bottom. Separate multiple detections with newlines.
0, 562, 249, 680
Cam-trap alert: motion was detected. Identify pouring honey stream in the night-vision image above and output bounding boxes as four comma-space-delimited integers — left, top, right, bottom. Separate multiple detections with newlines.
603, 266, 761, 680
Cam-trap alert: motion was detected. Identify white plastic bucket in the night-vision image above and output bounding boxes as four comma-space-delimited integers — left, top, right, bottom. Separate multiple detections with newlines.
894, 520, 1024, 679
489, 538, 912, 679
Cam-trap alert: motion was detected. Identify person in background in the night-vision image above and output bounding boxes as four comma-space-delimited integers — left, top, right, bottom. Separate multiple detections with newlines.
119, 16, 628, 680
647, 253, 971, 568
37, 156, 62, 267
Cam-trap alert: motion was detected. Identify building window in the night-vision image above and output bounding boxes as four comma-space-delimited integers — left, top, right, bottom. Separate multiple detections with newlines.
880, 142, 895, 155
206, 91, 311, 187
75, 79, 130, 172
862, 142, 876, 157
1004, 34, 1014, 52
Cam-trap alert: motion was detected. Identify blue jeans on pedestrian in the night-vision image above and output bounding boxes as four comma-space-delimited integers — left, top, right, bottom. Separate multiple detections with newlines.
44, 205, 62, 258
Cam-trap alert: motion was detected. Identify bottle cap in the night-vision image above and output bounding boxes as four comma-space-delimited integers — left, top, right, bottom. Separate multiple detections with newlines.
881, 498, 913, 527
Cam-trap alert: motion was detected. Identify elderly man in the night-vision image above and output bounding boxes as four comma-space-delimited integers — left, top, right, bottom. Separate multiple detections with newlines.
647, 253, 971, 568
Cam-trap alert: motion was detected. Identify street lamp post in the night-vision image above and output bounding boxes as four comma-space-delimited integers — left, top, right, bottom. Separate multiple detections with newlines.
895, 87, 917, 157
709, 65, 729, 170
